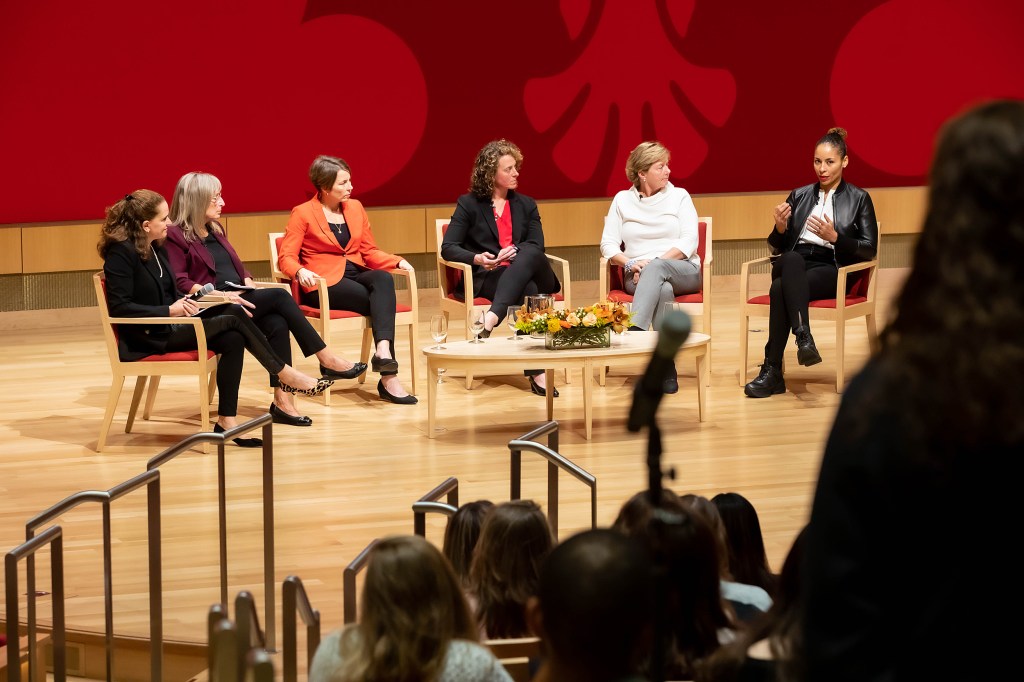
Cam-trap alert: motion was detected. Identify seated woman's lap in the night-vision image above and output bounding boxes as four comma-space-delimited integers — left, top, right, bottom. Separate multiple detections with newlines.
301, 270, 397, 340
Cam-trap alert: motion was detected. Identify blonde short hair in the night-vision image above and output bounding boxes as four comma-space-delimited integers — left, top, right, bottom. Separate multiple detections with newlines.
625, 141, 670, 189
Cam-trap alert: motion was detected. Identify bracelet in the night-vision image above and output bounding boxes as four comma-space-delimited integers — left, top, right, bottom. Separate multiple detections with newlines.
624, 257, 638, 272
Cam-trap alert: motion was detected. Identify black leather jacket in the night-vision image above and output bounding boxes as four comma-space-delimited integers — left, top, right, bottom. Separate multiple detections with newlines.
767, 180, 878, 266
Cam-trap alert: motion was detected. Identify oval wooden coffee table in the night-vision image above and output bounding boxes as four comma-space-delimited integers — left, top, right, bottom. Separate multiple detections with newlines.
422, 331, 710, 439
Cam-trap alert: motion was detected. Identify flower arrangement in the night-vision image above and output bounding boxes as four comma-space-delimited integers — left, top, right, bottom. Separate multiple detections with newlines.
515, 301, 633, 349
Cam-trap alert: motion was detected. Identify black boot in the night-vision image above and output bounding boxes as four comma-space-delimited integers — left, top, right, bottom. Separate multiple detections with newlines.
744, 361, 786, 398
663, 366, 678, 394
794, 326, 822, 366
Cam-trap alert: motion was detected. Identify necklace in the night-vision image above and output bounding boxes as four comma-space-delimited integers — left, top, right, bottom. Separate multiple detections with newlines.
151, 244, 163, 278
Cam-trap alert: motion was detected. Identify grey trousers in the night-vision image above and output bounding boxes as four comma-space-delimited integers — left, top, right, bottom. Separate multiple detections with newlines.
625, 257, 702, 330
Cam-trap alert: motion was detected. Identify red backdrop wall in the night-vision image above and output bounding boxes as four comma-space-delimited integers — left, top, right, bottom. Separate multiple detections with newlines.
1, 0, 1022, 224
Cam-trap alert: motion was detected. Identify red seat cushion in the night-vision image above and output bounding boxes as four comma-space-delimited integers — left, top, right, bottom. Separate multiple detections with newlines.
138, 350, 216, 362
607, 290, 702, 305
747, 294, 867, 307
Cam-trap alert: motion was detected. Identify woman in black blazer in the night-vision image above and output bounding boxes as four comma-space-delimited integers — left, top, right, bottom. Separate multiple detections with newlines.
98, 190, 332, 446
441, 139, 561, 395
744, 128, 879, 398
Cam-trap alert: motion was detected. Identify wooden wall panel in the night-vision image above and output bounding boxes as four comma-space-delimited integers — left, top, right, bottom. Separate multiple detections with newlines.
0, 227, 23, 274
221, 213, 290, 261
9, 186, 927, 275
22, 222, 103, 273
537, 199, 609, 247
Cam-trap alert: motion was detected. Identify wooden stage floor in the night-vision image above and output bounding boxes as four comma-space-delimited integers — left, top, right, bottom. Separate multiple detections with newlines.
0, 274, 903, 642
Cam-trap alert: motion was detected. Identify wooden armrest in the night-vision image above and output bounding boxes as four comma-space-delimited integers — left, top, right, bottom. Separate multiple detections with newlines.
252, 281, 289, 291
739, 256, 774, 300
544, 253, 570, 266
837, 258, 877, 275
835, 258, 878, 302
108, 316, 210, 357
438, 257, 473, 274
389, 267, 419, 304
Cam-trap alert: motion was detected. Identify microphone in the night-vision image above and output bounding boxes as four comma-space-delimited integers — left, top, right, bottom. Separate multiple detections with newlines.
627, 310, 691, 431
188, 283, 215, 301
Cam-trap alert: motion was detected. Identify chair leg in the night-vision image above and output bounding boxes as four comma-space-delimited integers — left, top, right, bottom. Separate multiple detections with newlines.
406, 323, 417, 395
865, 313, 880, 353
358, 328, 373, 386
126, 377, 148, 433
465, 372, 474, 390
198, 374, 212, 434
598, 365, 607, 387
835, 317, 846, 393
143, 375, 161, 420
738, 312, 750, 386
208, 367, 218, 404
97, 376, 126, 451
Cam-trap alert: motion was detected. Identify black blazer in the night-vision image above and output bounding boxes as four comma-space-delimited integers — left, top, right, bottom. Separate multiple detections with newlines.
103, 240, 179, 361
767, 180, 878, 266
440, 191, 545, 296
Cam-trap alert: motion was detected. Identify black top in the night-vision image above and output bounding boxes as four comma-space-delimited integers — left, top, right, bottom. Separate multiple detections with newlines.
329, 221, 363, 277
204, 232, 242, 287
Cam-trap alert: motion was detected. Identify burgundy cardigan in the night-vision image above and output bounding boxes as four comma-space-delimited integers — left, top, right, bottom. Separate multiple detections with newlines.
164, 223, 251, 294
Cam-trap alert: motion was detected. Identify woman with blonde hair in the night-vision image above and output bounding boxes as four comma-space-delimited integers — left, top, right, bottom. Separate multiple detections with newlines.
99, 190, 331, 447
600, 141, 702, 393
309, 535, 512, 682
165, 172, 366, 426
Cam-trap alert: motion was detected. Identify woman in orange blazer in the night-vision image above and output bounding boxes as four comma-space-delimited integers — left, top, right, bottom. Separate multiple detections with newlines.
279, 155, 416, 405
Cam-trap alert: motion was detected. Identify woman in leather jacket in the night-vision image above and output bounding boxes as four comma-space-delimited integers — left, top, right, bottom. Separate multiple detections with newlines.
744, 128, 879, 398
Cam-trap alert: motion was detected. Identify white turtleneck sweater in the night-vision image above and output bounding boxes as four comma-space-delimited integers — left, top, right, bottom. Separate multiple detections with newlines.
600, 182, 700, 268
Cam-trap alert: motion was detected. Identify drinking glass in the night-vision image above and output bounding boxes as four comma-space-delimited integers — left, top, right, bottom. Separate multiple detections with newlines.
436, 367, 447, 385
429, 313, 448, 350
621, 301, 633, 333
469, 316, 485, 343
506, 309, 520, 340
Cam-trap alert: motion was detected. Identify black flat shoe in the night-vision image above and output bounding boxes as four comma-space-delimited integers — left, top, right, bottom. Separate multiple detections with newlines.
528, 376, 559, 398
214, 423, 263, 448
663, 367, 679, 394
371, 355, 399, 373
320, 362, 367, 380
269, 402, 312, 427
280, 378, 334, 397
377, 379, 418, 405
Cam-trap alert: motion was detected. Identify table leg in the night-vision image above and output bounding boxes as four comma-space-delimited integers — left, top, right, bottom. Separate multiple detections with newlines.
427, 358, 438, 438
545, 368, 554, 420
583, 359, 594, 440
696, 348, 708, 422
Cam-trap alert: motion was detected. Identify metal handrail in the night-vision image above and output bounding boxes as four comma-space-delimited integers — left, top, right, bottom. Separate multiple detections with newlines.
343, 539, 380, 624
234, 590, 266, 676
208, 617, 239, 682
5, 525, 66, 682
207, 603, 228, 676
247, 648, 276, 682
23, 469, 161, 682
508, 421, 596, 538
147, 413, 278, 650
412, 477, 459, 536
282, 575, 321, 682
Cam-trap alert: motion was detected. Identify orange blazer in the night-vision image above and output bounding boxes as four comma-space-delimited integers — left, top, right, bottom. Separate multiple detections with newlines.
278, 196, 402, 293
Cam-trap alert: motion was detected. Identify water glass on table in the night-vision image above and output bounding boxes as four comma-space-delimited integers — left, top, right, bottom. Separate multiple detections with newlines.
429, 313, 448, 350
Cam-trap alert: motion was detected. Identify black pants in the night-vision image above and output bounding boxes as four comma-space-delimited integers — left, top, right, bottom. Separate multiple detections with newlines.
164, 304, 285, 417
477, 242, 561, 320
764, 247, 839, 366
302, 269, 398, 372
241, 287, 326, 387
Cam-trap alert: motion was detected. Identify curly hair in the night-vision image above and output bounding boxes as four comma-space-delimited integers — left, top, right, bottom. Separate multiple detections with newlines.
872, 100, 1024, 452
468, 499, 552, 638
96, 189, 166, 260
469, 139, 522, 198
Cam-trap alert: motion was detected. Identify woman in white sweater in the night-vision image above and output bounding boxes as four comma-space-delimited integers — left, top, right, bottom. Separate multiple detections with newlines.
601, 141, 701, 392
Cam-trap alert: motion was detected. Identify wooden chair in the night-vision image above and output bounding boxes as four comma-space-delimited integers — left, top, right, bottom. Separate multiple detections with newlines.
269, 233, 418, 404
434, 218, 573, 387
434, 219, 572, 336
93, 272, 218, 451
599, 216, 713, 383
738, 229, 881, 392
485, 637, 541, 682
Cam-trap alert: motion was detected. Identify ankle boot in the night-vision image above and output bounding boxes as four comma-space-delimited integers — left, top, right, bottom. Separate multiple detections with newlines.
744, 361, 786, 398
794, 326, 822, 366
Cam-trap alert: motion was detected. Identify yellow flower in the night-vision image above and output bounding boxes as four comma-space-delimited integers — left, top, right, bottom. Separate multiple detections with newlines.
547, 318, 563, 333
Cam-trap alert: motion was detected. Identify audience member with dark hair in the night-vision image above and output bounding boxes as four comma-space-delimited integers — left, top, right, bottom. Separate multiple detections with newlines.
803, 100, 1024, 681
700, 527, 809, 682
469, 500, 554, 639
442, 500, 494, 588
712, 492, 777, 597
528, 529, 654, 682
309, 535, 511, 682
681, 494, 773, 623
613, 490, 735, 679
